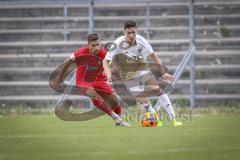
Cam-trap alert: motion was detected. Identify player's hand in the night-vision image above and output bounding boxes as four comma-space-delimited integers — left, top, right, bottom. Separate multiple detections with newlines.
163, 73, 176, 82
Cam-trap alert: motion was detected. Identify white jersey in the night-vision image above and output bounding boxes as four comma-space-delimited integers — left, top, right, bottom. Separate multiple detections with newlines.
106, 35, 154, 80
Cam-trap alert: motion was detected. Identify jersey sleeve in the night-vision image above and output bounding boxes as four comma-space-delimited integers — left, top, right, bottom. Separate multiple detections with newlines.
105, 38, 123, 61
70, 47, 84, 62
139, 35, 154, 55
69, 52, 75, 61
106, 48, 121, 61
99, 47, 107, 59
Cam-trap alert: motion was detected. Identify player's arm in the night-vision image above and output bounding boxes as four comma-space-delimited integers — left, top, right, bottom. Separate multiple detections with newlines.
105, 46, 121, 81
150, 52, 176, 82
52, 59, 74, 87
104, 59, 120, 81
103, 59, 112, 81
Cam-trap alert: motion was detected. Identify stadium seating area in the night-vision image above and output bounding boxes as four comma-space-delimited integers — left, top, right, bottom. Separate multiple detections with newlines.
0, 0, 239, 107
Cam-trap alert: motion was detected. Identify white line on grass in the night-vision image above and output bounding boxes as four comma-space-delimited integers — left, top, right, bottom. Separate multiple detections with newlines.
0, 134, 103, 138
0, 147, 237, 158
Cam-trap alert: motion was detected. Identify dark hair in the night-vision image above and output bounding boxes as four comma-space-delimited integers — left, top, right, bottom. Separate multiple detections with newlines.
124, 20, 137, 30
88, 33, 99, 43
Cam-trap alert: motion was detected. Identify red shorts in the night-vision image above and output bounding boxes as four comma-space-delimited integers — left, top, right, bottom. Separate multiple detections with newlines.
77, 80, 113, 97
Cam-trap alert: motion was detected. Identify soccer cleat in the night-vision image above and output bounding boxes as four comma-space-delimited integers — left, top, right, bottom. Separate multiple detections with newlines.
157, 120, 163, 127
114, 117, 131, 127
173, 120, 183, 127
115, 120, 131, 127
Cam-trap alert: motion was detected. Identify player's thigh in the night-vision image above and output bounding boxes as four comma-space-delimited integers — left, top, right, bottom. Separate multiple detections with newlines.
94, 81, 114, 97
85, 88, 101, 99
93, 81, 119, 106
123, 77, 142, 97
135, 92, 149, 105
145, 76, 159, 88
144, 76, 164, 95
77, 82, 100, 98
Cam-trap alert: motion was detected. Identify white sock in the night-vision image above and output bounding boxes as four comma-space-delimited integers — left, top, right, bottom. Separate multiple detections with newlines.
153, 97, 162, 111
154, 94, 175, 120
111, 111, 122, 123
111, 111, 121, 119
142, 101, 156, 113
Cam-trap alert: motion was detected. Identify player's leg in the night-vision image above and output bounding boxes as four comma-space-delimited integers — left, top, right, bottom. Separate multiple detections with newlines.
85, 88, 110, 114
135, 92, 155, 113
135, 91, 163, 126
144, 76, 183, 127
103, 94, 122, 115
144, 77, 175, 119
123, 76, 156, 114
93, 81, 122, 115
79, 84, 110, 115
92, 81, 130, 126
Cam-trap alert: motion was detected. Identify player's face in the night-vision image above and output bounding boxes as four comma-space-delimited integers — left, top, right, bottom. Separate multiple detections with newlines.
88, 40, 101, 54
124, 27, 137, 45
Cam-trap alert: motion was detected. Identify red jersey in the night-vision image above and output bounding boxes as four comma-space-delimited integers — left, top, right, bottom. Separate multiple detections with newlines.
70, 46, 107, 84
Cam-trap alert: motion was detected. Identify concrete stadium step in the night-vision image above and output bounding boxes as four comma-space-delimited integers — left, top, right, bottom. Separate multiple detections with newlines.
0, 0, 188, 5
0, 38, 240, 53
0, 65, 239, 81
0, 79, 239, 96
1, 25, 240, 42
0, 2, 239, 17
0, 14, 239, 30
0, 81, 57, 96
0, 50, 239, 68
173, 79, 240, 95
0, 94, 239, 108
158, 50, 240, 66
0, 95, 89, 108
0, 0, 238, 5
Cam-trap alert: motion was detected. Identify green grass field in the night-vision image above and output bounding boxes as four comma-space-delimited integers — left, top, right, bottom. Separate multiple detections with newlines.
0, 114, 240, 160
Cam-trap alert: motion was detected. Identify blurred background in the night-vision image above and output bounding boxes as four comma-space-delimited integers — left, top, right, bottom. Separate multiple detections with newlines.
0, 0, 239, 114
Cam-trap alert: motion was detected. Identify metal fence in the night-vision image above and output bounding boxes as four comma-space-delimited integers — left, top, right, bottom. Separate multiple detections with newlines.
0, 0, 196, 110
87, 0, 196, 110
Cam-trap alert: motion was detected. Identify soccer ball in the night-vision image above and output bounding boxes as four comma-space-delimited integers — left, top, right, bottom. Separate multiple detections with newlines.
141, 112, 159, 127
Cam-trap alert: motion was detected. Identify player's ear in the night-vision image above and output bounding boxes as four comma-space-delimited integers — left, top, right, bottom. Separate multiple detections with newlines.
123, 29, 126, 35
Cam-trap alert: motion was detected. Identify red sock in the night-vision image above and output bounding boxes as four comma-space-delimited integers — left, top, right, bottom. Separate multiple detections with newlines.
111, 105, 122, 115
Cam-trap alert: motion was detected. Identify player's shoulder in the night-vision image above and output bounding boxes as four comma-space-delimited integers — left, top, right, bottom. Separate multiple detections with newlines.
136, 34, 152, 48
99, 47, 107, 53
114, 36, 125, 44
99, 47, 107, 57
74, 46, 89, 56
136, 34, 148, 42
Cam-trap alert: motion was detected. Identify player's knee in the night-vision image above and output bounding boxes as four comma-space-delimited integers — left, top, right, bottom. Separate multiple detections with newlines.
86, 89, 100, 99
108, 98, 119, 107
105, 95, 119, 107
151, 88, 162, 96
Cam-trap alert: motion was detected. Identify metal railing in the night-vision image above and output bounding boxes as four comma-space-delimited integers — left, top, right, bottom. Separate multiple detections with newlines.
88, 0, 94, 33
0, 0, 197, 112
189, 0, 196, 113
87, 0, 196, 109
63, 2, 69, 41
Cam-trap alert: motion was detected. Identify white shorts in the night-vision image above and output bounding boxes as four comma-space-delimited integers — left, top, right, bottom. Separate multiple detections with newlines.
123, 72, 155, 97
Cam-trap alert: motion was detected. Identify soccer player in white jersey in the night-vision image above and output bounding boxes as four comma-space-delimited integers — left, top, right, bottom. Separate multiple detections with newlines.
105, 20, 183, 127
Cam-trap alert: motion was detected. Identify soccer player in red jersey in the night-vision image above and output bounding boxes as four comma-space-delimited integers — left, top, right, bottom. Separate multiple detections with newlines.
52, 33, 130, 126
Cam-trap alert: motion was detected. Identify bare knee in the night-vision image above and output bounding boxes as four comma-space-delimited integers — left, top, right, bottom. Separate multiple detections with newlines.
147, 87, 163, 96
136, 93, 149, 105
